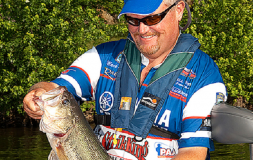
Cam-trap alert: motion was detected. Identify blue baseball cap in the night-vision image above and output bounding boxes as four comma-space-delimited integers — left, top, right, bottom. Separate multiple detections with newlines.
118, 0, 163, 18
118, 0, 192, 31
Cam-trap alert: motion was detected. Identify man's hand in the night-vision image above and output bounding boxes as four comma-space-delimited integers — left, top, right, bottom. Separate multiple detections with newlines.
23, 88, 45, 119
23, 82, 59, 119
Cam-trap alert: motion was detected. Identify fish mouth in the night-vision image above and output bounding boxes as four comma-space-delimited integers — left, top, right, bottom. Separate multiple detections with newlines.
44, 125, 74, 148
54, 133, 66, 137
37, 86, 71, 135
41, 88, 64, 101
34, 87, 66, 111
53, 125, 73, 138
33, 86, 66, 114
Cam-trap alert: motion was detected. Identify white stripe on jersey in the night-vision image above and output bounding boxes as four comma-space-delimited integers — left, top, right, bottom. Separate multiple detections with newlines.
183, 82, 227, 120
181, 131, 211, 139
58, 74, 87, 101
70, 47, 102, 96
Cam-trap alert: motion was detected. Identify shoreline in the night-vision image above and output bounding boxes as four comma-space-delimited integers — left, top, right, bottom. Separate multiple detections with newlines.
0, 111, 95, 128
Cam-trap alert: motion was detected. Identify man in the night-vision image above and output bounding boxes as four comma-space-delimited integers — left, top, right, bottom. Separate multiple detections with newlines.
23, 0, 227, 159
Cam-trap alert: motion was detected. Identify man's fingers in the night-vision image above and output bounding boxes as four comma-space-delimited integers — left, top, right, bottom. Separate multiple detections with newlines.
23, 104, 43, 119
23, 88, 46, 119
34, 88, 46, 97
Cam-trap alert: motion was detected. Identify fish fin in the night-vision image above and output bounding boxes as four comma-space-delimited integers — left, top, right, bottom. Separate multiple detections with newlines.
48, 150, 58, 160
56, 144, 68, 160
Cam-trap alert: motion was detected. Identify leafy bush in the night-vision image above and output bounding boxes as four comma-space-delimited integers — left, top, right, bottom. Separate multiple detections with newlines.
0, 0, 252, 117
0, 0, 127, 115
185, 0, 253, 106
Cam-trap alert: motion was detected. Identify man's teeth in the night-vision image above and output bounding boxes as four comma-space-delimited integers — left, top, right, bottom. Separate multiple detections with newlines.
141, 35, 155, 38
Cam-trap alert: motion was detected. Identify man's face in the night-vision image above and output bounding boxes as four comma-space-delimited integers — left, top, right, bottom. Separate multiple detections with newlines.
127, 2, 183, 59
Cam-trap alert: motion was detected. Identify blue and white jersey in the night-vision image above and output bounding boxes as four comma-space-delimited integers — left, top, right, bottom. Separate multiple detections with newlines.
52, 34, 227, 160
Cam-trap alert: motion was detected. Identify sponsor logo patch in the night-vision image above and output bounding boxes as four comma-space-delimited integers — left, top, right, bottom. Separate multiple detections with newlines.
140, 92, 161, 110
119, 97, 132, 110
180, 68, 196, 79
155, 142, 177, 158
99, 92, 114, 112
200, 117, 211, 131
180, 68, 190, 77
103, 67, 117, 80
189, 70, 196, 79
115, 52, 123, 63
171, 86, 188, 97
101, 130, 149, 160
216, 92, 225, 104
169, 86, 188, 102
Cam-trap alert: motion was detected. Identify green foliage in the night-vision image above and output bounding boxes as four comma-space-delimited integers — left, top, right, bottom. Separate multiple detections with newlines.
185, 0, 253, 104
0, 0, 127, 114
211, 141, 250, 159
80, 101, 95, 113
1, 0, 252, 116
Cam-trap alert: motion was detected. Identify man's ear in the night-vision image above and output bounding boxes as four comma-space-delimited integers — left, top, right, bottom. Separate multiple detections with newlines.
176, 1, 185, 21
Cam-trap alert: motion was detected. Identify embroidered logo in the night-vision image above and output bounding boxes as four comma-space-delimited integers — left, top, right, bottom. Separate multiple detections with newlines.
61, 69, 75, 74
180, 68, 191, 77
189, 70, 196, 79
180, 68, 196, 79
175, 78, 192, 90
107, 60, 118, 69
99, 92, 114, 112
155, 142, 177, 158
101, 131, 149, 160
140, 92, 161, 110
104, 67, 117, 80
169, 86, 188, 102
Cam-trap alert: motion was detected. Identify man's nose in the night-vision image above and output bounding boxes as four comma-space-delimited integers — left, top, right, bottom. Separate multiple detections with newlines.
138, 22, 150, 34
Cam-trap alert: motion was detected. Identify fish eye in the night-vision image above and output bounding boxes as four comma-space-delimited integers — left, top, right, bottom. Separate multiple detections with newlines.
62, 99, 70, 106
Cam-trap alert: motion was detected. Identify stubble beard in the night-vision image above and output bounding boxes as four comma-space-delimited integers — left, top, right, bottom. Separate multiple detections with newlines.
134, 32, 161, 55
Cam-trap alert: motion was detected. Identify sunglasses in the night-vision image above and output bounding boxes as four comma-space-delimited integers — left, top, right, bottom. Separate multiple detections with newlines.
125, 2, 178, 26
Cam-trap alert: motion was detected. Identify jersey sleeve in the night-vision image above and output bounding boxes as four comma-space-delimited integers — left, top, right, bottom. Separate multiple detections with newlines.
179, 83, 226, 150
51, 47, 101, 102
178, 50, 227, 151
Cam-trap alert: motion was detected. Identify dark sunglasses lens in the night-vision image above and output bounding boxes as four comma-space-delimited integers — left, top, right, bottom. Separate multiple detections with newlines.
126, 16, 139, 26
145, 16, 162, 25
125, 15, 162, 26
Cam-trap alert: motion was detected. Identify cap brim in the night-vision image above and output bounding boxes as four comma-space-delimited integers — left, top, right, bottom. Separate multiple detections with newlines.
118, 0, 163, 19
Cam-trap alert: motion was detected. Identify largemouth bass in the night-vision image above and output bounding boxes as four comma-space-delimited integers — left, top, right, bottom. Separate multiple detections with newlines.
35, 86, 110, 160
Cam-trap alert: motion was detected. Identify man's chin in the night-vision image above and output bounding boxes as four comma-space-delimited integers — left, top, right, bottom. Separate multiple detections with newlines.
137, 45, 160, 56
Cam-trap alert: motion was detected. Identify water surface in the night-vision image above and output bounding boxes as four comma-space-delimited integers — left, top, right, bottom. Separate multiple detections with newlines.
0, 127, 250, 160
0, 127, 50, 160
